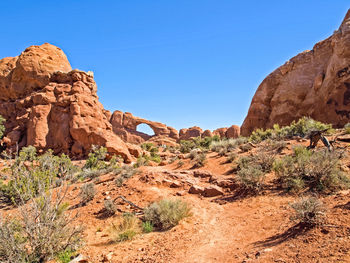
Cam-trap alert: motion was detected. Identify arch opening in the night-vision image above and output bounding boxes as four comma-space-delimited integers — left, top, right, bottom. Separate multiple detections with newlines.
136, 123, 155, 136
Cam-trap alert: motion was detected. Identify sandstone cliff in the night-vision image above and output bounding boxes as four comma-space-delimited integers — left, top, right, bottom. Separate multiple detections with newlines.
0, 43, 139, 162
241, 9, 350, 136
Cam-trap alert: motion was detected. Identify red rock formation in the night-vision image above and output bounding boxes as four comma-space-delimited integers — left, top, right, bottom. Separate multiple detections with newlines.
226, 125, 240, 138
213, 128, 228, 139
242, 9, 350, 136
110, 110, 179, 144
179, 126, 203, 140
0, 43, 139, 162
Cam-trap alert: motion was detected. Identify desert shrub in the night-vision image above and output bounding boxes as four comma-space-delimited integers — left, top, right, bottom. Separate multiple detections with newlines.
168, 156, 179, 164
0, 180, 82, 263
210, 138, 244, 153
239, 143, 253, 152
177, 160, 184, 168
179, 136, 220, 153
188, 148, 200, 160
344, 123, 350, 134
235, 150, 276, 193
263, 139, 286, 153
134, 153, 161, 167
290, 197, 326, 226
141, 143, 156, 152
0, 148, 77, 203
0, 115, 5, 139
114, 166, 137, 186
218, 147, 228, 157
237, 166, 265, 193
142, 221, 154, 233
79, 183, 96, 204
273, 147, 349, 193
193, 153, 207, 168
104, 200, 117, 215
144, 199, 191, 230
84, 145, 108, 170
57, 249, 77, 263
226, 152, 237, 163
111, 213, 140, 242
249, 117, 332, 143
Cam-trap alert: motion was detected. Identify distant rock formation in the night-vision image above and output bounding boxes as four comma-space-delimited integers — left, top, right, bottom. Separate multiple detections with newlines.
110, 111, 179, 144
241, 9, 350, 136
0, 43, 139, 162
179, 125, 240, 140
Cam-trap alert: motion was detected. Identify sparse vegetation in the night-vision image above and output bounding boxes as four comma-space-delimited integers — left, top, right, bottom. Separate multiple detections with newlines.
84, 145, 108, 170
80, 183, 96, 204
111, 213, 140, 242
0, 178, 82, 263
104, 200, 117, 215
273, 146, 349, 193
144, 199, 191, 230
344, 123, 350, 134
192, 152, 207, 168
142, 221, 154, 233
179, 136, 220, 153
249, 117, 332, 143
290, 197, 326, 226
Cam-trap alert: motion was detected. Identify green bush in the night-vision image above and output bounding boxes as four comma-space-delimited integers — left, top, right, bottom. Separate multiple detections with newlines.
84, 145, 108, 170
249, 117, 332, 143
179, 136, 220, 153
0, 147, 80, 204
0, 181, 82, 263
144, 199, 191, 230
142, 221, 154, 233
290, 197, 326, 226
344, 123, 350, 134
0, 115, 5, 140
273, 147, 349, 193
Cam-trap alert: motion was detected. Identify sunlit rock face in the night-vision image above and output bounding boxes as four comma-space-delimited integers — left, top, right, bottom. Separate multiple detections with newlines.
241, 9, 350, 136
0, 43, 139, 162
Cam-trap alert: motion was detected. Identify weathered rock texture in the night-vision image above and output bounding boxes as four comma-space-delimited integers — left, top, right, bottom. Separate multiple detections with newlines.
110, 111, 179, 144
241, 9, 350, 136
179, 125, 240, 140
0, 43, 138, 162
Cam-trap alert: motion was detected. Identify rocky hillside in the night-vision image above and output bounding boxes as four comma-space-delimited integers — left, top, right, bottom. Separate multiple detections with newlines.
241, 9, 350, 136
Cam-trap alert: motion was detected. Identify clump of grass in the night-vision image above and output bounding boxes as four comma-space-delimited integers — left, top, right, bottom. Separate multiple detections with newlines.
79, 183, 96, 204
110, 213, 140, 242
290, 197, 326, 226
144, 199, 191, 230
142, 221, 154, 233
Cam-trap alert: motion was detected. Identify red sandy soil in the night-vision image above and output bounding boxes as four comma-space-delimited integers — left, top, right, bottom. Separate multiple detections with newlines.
4, 138, 350, 263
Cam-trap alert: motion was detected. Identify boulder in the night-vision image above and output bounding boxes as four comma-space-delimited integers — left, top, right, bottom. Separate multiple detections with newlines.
241, 10, 350, 136
226, 125, 240, 139
202, 185, 224, 197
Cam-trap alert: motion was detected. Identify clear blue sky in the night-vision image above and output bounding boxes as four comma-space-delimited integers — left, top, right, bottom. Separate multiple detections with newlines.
0, 1, 349, 134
